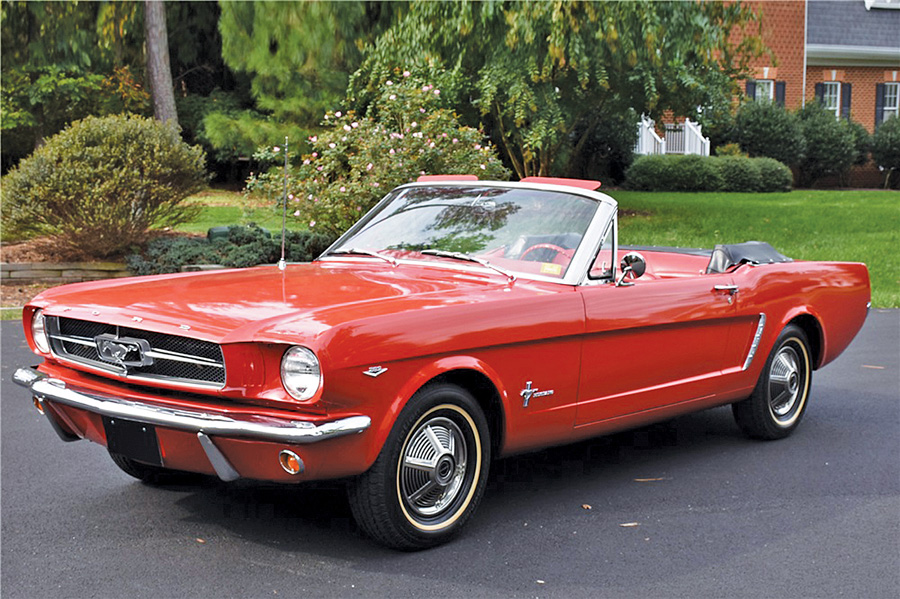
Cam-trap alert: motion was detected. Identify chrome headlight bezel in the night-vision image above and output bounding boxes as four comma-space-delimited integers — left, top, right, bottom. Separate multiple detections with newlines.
280, 346, 322, 401
31, 309, 50, 354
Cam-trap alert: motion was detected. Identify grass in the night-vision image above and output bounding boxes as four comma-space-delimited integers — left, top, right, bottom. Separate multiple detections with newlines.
175, 190, 307, 235
1, 308, 22, 321
612, 189, 899, 308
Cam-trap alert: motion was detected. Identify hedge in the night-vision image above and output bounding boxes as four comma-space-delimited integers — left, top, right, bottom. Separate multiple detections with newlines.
624, 154, 792, 192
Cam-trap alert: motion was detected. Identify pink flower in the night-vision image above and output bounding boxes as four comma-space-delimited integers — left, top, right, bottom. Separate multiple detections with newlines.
288, 193, 294, 200
389, 94, 396, 100
340, 186, 346, 192
480, 164, 486, 170
429, 142, 435, 148
366, 163, 373, 171
403, 70, 410, 77
389, 149, 395, 154
452, 138, 458, 143
351, 122, 359, 128
442, 133, 448, 137
293, 210, 300, 216
310, 135, 318, 142
422, 85, 431, 91
411, 121, 417, 128
303, 159, 310, 165
317, 166, 323, 171
329, 142, 336, 148
335, 111, 342, 117
434, 89, 440, 95
356, 206, 362, 211
310, 220, 316, 227
386, 80, 393, 86
420, 107, 426, 113
343, 125, 351, 131
474, 144, 482, 150
372, 182, 380, 187
312, 152, 318, 158
273, 146, 280, 152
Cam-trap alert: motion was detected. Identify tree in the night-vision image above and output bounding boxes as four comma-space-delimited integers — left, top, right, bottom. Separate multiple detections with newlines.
734, 100, 805, 166
350, 0, 764, 177
0, 1, 148, 170
144, 0, 177, 125
872, 117, 900, 189
209, 1, 397, 155
796, 103, 855, 187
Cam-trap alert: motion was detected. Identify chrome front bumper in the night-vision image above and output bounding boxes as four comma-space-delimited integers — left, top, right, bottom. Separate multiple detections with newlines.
13, 367, 371, 481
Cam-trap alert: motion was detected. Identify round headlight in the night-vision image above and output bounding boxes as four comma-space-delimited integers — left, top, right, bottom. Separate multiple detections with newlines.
31, 309, 50, 354
281, 346, 322, 401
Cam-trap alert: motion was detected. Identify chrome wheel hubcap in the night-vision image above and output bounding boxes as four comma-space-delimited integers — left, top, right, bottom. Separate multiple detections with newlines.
769, 345, 803, 419
400, 416, 468, 518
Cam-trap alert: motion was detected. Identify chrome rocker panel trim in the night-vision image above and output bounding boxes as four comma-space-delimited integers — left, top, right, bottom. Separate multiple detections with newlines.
13, 367, 371, 445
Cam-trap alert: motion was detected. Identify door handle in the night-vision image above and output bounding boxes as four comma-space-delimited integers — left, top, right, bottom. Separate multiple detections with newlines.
713, 284, 739, 295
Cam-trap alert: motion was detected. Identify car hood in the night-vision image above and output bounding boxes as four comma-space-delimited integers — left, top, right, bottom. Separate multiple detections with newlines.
31, 261, 562, 345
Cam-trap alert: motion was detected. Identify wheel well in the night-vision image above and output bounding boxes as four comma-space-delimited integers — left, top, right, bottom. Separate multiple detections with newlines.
788, 314, 823, 368
430, 369, 505, 456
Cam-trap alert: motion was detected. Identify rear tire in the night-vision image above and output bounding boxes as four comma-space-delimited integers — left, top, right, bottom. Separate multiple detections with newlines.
348, 383, 491, 550
109, 452, 201, 485
733, 324, 813, 440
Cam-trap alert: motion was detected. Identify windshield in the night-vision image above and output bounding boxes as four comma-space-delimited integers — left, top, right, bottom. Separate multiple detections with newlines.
328, 185, 600, 279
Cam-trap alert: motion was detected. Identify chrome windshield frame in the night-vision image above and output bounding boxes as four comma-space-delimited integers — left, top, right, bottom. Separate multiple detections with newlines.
318, 180, 618, 287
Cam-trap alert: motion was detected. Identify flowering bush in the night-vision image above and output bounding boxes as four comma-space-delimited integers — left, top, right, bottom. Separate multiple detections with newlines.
245, 70, 509, 235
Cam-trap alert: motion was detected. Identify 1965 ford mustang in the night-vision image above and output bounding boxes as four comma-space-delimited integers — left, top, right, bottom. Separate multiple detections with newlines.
14, 176, 870, 550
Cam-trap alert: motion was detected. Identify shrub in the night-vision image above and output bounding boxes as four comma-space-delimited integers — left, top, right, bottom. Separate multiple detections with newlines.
1, 114, 207, 257
796, 103, 855, 187
714, 156, 761, 192
735, 100, 805, 166
625, 155, 723, 192
126, 225, 336, 276
754, 157, 793, 192
715, 143, 747, 157
845, 119, 871, 166
872, 116, 900, 189
245, 69, 510, 236
625, 154, 791, 192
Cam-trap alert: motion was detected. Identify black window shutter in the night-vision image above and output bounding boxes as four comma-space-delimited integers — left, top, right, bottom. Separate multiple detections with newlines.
775, 81, 786, 106
815, 82, 824, 103
841, 83, 852, 120
875, 83, 886, 128
746, 80, 757, 100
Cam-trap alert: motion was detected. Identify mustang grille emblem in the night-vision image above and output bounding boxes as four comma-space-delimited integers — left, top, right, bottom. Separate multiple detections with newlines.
94, 334, 154, 369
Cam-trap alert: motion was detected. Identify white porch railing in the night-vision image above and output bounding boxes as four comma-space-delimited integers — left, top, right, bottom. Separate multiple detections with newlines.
635, 115, 666, 155
635, 116, 709, 157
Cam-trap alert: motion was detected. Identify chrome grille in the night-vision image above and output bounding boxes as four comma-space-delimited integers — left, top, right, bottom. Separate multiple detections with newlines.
48, 316, 225, 388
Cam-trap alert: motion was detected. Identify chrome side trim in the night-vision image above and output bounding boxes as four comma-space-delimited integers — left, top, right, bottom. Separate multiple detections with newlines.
742, 313, 767, 371
197, 432, 241, 481
13, 367, 371, 445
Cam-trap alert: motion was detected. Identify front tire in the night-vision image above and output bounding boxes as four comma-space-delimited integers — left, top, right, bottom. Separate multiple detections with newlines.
109, 451, 200, 485
348, 384, 491, 550
733, 324, 813, 440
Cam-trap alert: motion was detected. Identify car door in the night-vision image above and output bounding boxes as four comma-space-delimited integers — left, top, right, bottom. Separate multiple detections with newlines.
575, 272, 741, 426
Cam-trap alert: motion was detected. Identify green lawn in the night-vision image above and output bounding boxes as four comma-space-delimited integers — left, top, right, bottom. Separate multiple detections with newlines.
174, 190, 307, 235
612, 189, 899, 308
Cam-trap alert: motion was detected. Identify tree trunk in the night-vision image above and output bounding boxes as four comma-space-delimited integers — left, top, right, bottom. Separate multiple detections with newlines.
144, 0, 178, 126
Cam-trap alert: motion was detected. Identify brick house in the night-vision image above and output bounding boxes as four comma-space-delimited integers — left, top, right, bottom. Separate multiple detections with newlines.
743, 0, 900, 133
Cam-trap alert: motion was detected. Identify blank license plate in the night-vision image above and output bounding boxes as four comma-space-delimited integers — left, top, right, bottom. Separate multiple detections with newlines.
102, 416, 162, 467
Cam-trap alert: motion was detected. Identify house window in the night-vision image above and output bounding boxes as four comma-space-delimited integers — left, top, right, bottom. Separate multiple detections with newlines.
884, 83, 899, 120
755, 80, 774, 102
822, 82, 841, 118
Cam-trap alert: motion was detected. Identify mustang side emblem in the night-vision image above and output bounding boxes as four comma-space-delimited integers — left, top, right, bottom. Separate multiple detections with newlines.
363, 366, 388, 378
94, 334, 154, 369
521, 381, 554, 408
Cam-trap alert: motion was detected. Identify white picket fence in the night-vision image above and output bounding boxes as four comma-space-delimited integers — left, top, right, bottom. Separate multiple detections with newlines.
635, 116, 709, 156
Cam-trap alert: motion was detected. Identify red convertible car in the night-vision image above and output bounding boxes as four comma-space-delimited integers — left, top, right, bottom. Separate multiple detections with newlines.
14, 176, 870, 550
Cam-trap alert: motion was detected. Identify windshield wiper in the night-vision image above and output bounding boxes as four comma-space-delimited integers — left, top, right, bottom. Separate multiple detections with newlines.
328, 248, 398, 267
420, 249, 516, 283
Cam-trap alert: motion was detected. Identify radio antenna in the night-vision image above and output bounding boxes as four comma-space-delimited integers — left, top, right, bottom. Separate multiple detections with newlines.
277, 136, 288, 271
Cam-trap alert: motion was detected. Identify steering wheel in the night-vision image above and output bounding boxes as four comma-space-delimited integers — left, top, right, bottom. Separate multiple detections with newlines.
520, 243, 569, 262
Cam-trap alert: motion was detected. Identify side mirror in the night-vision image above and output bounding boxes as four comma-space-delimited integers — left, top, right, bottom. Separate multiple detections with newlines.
616, 252, 646, 286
